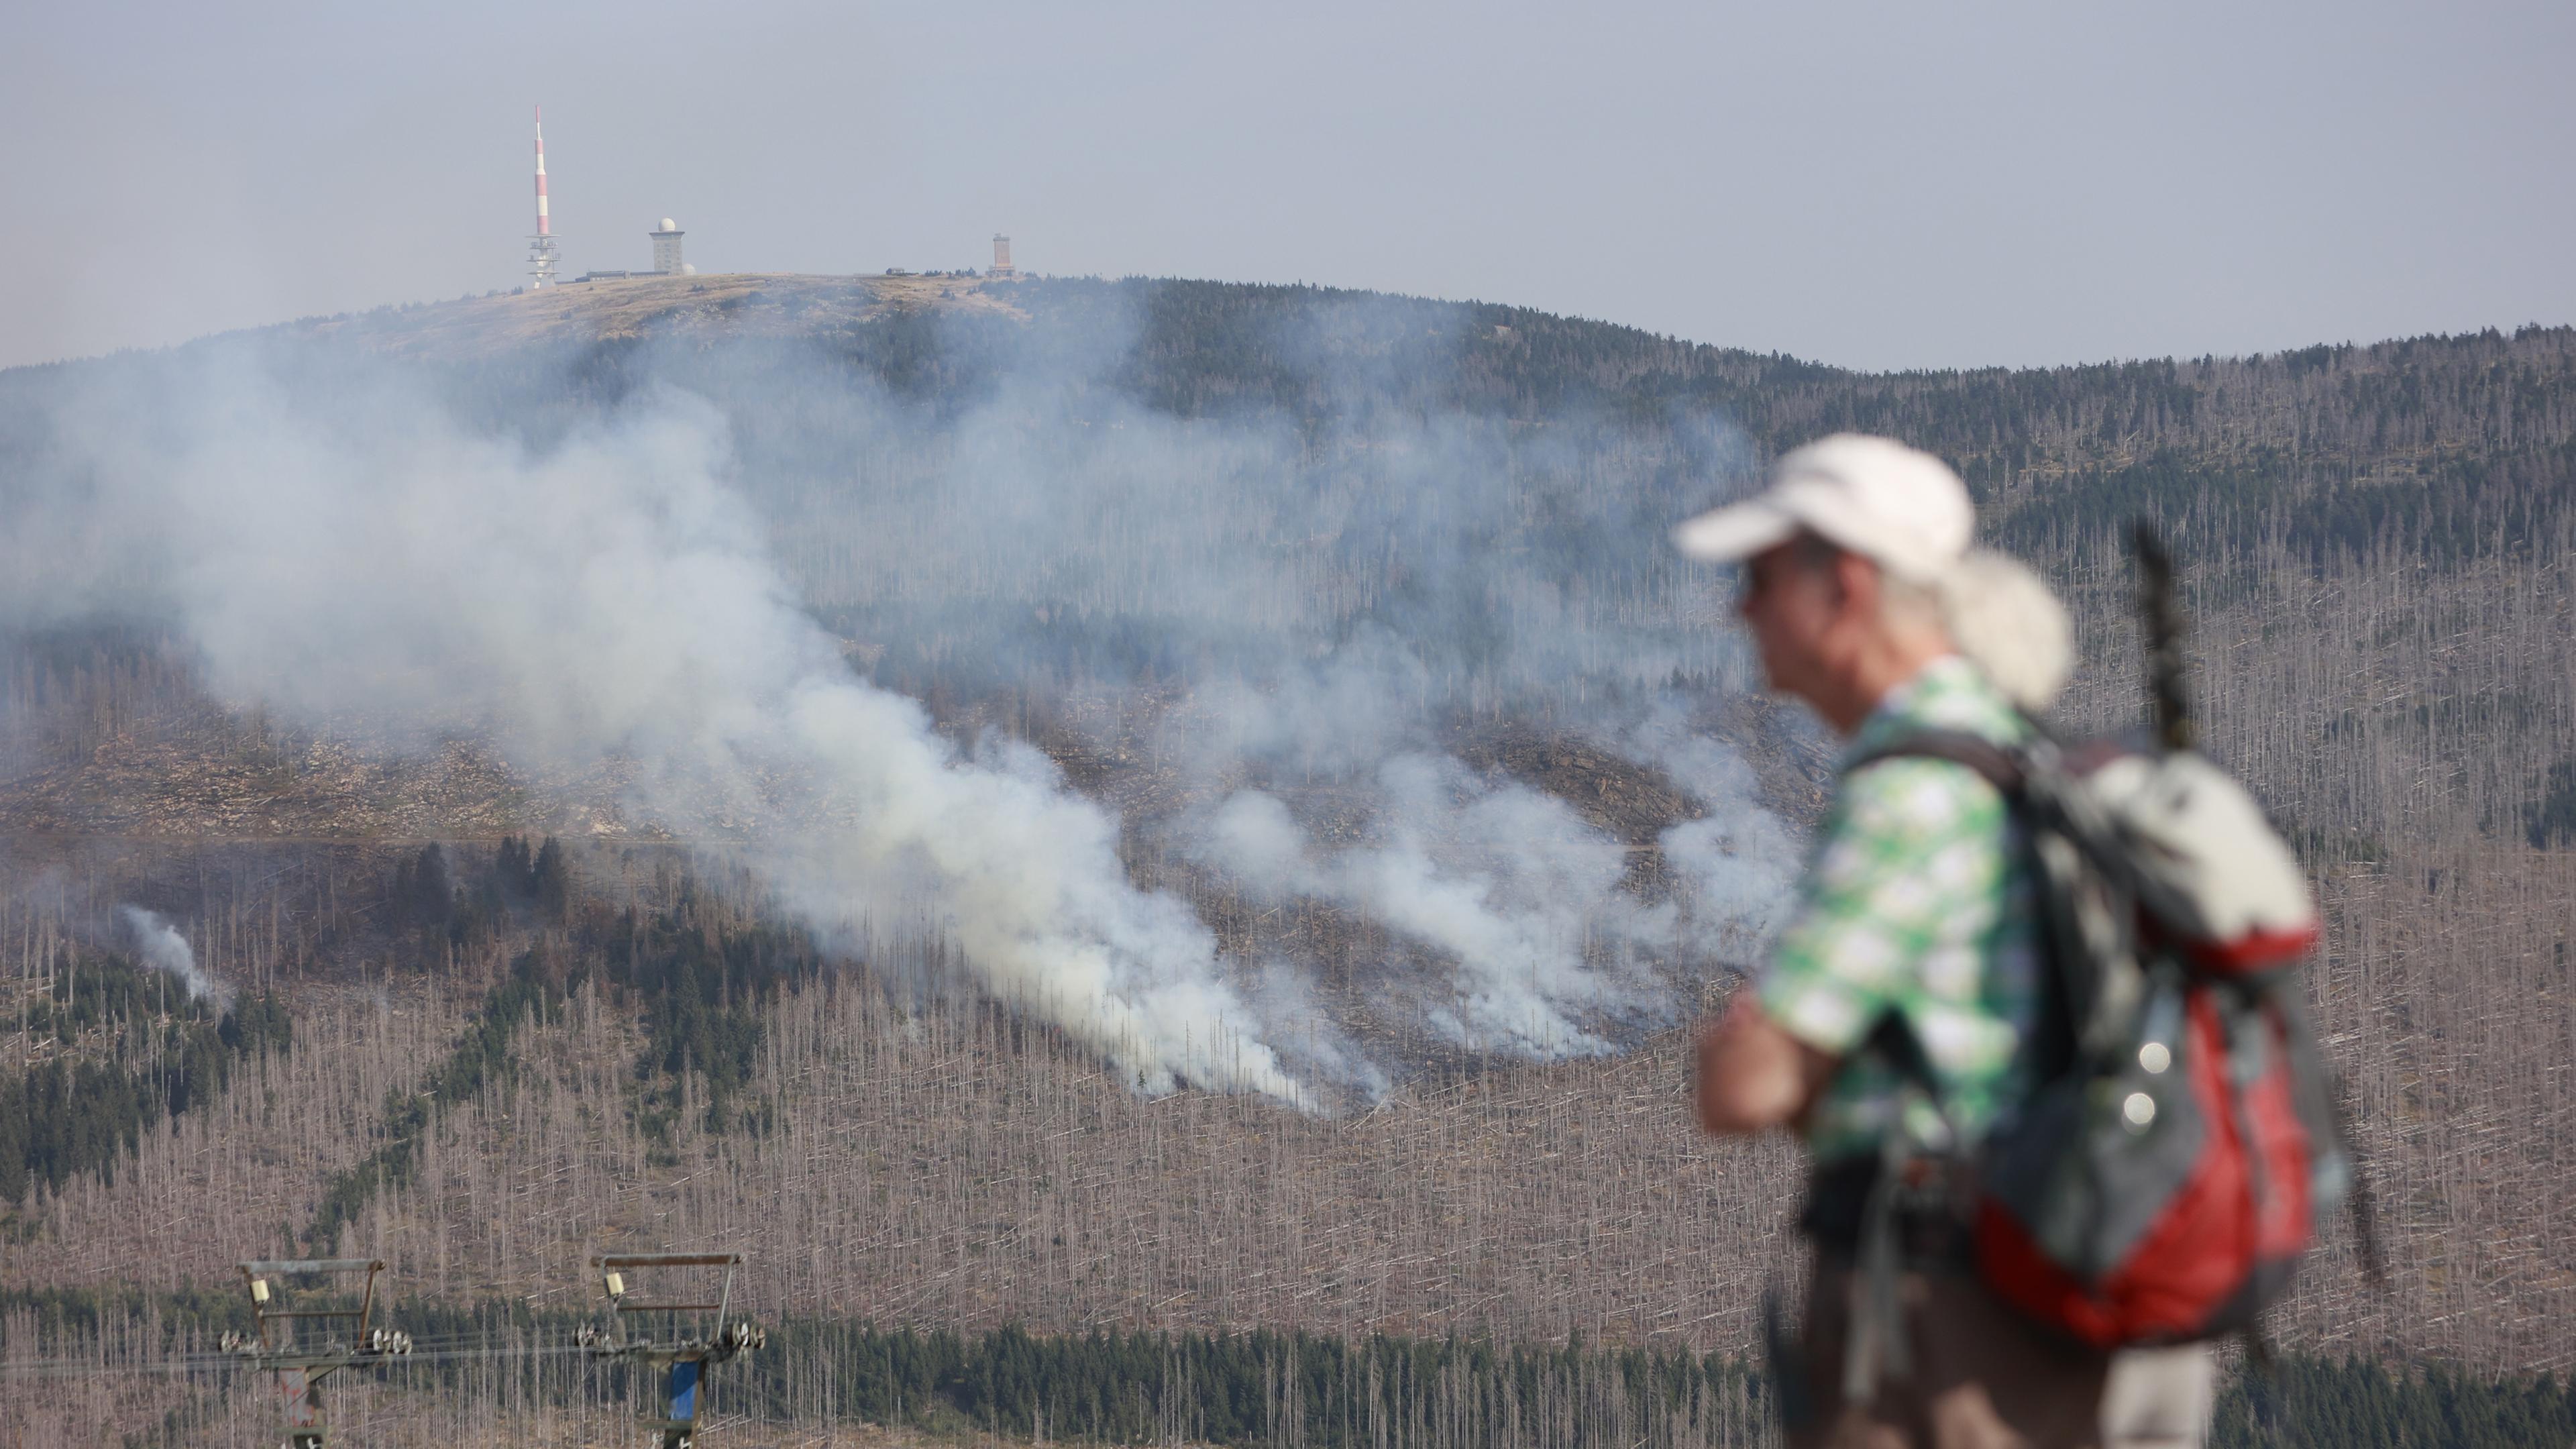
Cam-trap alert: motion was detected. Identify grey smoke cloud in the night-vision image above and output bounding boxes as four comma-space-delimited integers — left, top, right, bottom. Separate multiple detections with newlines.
1192, 757, 1665, 1057
1623, 706, 1803, 955
1, 289, 1799, 1100
117, 905, 223, 1005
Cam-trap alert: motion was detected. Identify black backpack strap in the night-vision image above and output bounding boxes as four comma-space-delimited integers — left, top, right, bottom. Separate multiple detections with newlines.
1848, 724, 2086, 1089
1843, 728, 2029, 798
1829, 730, 2044, 1407
1831, 727, 2050, 1102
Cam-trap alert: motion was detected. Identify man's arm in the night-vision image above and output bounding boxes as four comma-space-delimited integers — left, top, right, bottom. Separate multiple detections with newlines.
1699, 755, 2004, 1137
1695, 993, 1839, 1135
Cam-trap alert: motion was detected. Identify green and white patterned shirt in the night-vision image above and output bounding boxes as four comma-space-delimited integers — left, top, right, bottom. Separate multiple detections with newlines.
1756, 655, 2043, 1164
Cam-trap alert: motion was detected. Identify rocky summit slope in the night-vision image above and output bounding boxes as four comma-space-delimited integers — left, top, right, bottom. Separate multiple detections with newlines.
321, 271, 1026, 358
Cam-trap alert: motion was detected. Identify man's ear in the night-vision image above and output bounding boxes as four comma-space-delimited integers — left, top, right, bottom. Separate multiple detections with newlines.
1829, 547, 1879, 621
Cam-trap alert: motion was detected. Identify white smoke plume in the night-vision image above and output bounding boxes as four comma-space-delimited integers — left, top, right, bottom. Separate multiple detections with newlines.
1193, 758, 1667, 1056
1177, 649, 1797, 1051
1623, 706, 1804, 959
0, 289, 1801, 1100
13, 362, 1287, 1098
117, 905, 225, 1005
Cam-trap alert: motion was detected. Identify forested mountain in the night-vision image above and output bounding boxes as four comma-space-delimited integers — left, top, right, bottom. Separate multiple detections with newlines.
0, 274, 2567, 1446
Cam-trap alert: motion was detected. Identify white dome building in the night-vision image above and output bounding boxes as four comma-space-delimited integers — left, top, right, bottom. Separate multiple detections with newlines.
649, 219, 685, 276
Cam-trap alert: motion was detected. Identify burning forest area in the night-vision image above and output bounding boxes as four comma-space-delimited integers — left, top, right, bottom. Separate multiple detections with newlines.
2, 278, 2572, 1445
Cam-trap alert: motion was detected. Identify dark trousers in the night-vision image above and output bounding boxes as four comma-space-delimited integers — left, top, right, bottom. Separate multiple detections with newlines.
1788, 1251, 2112, 1449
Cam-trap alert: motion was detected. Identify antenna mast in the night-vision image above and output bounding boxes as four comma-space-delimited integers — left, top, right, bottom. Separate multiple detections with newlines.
528, 105, 561, 287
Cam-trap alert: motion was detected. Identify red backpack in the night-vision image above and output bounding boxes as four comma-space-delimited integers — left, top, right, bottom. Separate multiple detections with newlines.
1854, 730, 2357, 1349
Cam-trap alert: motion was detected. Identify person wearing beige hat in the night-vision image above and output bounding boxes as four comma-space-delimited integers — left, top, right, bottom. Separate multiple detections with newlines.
1668, 433, 2072, 723
1680, 435, 2128, 1448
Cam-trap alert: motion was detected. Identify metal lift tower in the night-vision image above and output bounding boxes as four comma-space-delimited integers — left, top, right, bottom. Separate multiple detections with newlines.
220, 1258, 412, 1449
580, 1252, 765, 1448
528, 105, 561, 287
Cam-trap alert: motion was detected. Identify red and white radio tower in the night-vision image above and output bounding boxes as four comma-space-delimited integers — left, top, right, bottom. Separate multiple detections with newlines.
527, 105, 561, 288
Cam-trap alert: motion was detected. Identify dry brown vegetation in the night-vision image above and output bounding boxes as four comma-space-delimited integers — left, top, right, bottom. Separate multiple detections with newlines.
1, 289, 2571, 1447
285, 272, 1028, 362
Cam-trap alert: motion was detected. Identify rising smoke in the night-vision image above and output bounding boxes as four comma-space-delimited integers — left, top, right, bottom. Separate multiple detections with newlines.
1189, 758, 1663, 1057
116, 904, 223, 1004
0, 283, 1799, 1102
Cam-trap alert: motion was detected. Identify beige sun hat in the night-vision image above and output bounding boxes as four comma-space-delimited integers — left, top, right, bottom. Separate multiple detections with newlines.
1672, 433, 1974, 582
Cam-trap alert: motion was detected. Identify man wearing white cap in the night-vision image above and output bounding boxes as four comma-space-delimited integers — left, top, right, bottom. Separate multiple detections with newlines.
1678, 435, 2112, 1447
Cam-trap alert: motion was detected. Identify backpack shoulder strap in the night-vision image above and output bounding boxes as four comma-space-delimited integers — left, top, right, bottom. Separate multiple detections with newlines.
1843, 729, 2028, 798
1849, 725, 2088, 1090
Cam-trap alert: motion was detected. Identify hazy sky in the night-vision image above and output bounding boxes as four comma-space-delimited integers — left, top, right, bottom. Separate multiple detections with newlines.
4, 0, 2567, 372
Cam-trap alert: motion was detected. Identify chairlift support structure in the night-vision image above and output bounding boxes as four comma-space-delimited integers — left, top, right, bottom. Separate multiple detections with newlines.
221, 1258, 412, 1449
581, 1252, 765, 1448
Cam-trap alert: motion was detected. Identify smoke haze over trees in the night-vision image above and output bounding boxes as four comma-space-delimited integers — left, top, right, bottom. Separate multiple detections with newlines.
0, 276, 2570, 1441
0, 278, 1815, 1104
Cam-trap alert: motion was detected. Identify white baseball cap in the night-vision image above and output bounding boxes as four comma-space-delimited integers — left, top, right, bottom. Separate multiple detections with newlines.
1672, 433, 1974, 582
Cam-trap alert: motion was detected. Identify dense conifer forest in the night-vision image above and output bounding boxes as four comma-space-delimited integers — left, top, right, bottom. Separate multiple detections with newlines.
1, 951, 288, 1210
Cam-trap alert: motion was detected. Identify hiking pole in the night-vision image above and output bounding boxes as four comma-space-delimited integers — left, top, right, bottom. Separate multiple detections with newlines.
2131, 521, 2193, 755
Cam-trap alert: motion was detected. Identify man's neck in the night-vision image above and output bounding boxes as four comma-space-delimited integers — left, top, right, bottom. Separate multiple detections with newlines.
1818, 637, 1954, 736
